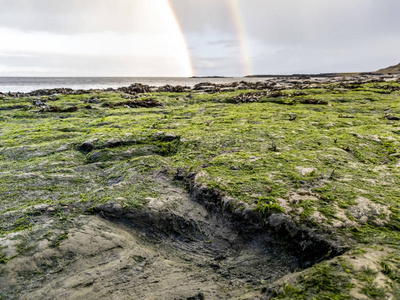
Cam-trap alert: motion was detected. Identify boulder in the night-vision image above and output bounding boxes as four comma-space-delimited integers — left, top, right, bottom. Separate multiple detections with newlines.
77, 141, 95, 153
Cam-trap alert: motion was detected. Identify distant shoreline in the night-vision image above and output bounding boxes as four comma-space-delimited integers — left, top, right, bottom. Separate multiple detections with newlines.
190, 76, 233, 79
245, 72, 388, 78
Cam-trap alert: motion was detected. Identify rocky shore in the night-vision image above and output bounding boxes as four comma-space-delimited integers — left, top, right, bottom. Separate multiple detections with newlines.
1, 73, 399, 98
1, 74, 400, 299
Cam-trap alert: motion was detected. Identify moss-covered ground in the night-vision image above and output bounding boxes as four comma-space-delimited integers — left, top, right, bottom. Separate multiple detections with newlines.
1, 80, 400, 298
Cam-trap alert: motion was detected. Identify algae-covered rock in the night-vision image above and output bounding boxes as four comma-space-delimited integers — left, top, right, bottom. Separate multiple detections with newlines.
87, 150, 111, 163
77, 141, 95, 153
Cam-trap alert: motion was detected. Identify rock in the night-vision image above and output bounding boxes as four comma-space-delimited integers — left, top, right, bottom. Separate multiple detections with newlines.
106, 177, 123, 186
186, 292, 205, 300
96, 201, 123, 215
77, 141, 95, 153
107, 99, 162, 108
220, 87, 235, 92
164, 132, 180, 142
268, 91, 283, 98
114, 197, 127, 202
368, 135, 382, 144
18, 172, 39, 179
296, 167, 315, 176
268, 214, 290, 229
84, 97, 99, 104
385, 114, 400, 120
157, 85, 188, 93
56, 145, 69, 152
153, 131, 164, 139
300, 99, 328, 105
102, 139, 122, 149
33, 204, 51, 212
87, 151, 110, 163
234, 92, 262, 103
241, 204, 259, 222
349, 197, 390, 226
221, 196, 236, 211
117, 83, 151, 94
193, 82, 215, 90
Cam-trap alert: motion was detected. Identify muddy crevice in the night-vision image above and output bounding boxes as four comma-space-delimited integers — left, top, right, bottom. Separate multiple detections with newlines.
92, 173, 348, 298
179, 171, 349, 267
94, 190, 300, 298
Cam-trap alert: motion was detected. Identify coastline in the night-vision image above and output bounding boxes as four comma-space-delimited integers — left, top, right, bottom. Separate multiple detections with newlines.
1, 73, 399, 95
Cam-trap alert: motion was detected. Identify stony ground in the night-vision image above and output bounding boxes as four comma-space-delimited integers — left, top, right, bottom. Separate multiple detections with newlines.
1, 75, 400, 299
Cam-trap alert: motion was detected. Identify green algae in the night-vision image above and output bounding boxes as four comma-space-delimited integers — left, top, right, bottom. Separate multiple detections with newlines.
1, 81, 400, 298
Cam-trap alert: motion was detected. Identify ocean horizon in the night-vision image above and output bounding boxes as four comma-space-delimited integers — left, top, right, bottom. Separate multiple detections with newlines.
0, 76, 266, 93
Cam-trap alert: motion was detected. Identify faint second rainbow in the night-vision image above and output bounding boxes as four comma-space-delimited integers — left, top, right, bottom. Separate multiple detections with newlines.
226, 0, 253, 76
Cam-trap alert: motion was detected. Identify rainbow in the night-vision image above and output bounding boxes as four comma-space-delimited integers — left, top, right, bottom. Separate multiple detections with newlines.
166, 0, 195, 77
166, 0, 252, 77
226, 0, 253, 76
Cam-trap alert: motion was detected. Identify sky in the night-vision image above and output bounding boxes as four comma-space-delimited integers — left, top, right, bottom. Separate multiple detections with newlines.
0, 0, 399, 77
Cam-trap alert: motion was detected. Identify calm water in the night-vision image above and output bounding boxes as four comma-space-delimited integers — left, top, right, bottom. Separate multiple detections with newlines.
0, 77, 266, 93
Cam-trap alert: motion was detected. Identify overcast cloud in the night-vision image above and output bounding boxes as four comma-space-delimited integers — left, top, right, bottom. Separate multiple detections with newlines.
0, 0, 399, 76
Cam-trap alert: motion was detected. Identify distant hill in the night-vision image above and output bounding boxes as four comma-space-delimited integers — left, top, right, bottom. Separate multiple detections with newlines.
376, 63, 400, 73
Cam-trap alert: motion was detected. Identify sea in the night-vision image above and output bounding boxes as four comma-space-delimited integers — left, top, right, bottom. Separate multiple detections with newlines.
0, 77, 267, 93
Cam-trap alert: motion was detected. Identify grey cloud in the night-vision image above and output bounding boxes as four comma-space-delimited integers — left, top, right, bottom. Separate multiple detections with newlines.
170, 0, 400, 75
1, 0, 400, 76
184, 32, 243, 75
0, 0, 158, 34
239, 0, 400, 46
250, 35, 400, 75
169, 0, 234, 34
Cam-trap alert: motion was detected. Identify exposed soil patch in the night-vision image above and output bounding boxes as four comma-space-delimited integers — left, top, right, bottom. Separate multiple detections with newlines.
0, 178, 341, 299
